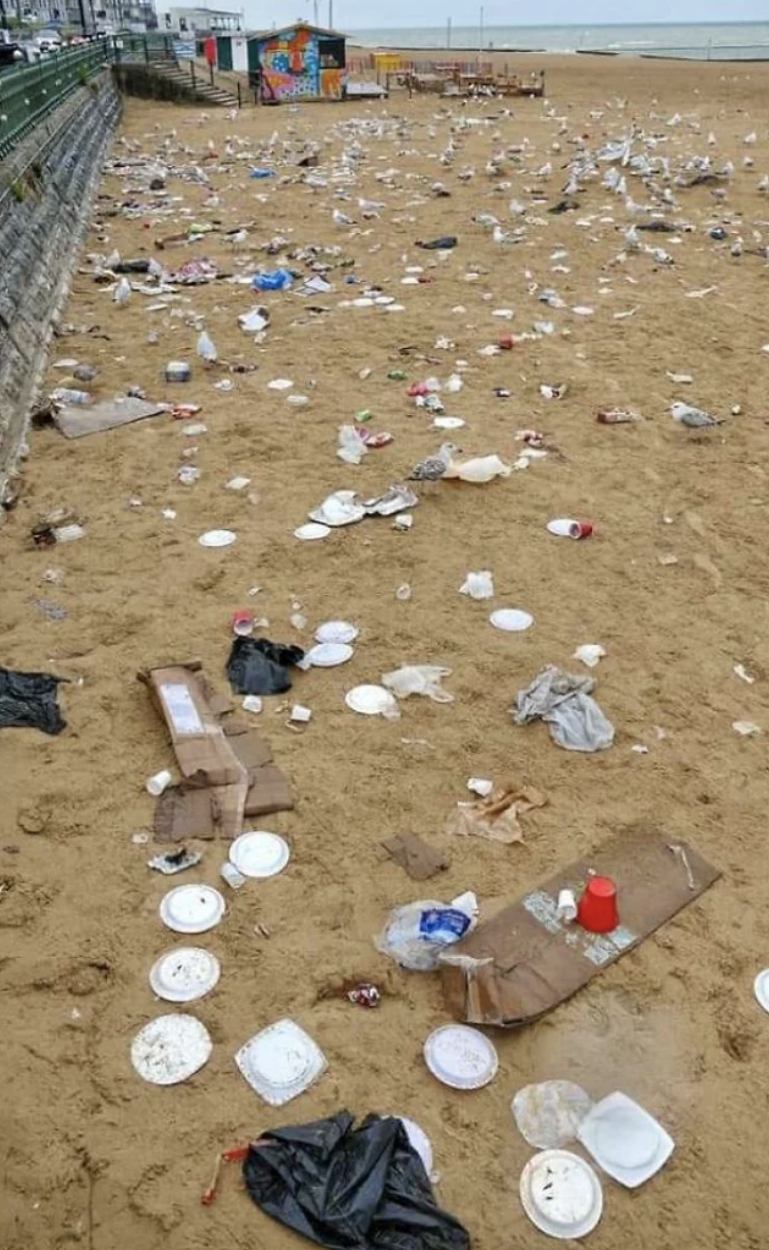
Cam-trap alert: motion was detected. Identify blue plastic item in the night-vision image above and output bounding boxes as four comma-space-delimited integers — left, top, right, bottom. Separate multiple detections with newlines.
252, 269, 293, 291
249, 168, 274, 179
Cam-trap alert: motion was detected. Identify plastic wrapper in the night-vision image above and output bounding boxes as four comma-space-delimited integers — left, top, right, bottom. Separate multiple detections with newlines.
513, 665, 615, 752
512, 1081, 594, 1149
459, 571, 494, 599
243, 1111, 470, 1250
382, 665, 453, 703
227, 638, 305, 696
376, 892, 477, 970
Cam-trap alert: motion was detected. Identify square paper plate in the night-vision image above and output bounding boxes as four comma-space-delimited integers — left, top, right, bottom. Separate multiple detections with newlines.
577, 1092, 674, 1189
235, 1018, 326, 1107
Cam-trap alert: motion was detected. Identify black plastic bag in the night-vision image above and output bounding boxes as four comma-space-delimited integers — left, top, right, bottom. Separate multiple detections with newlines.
0, 665, 67, 735
415, 236, 457, 250
243, 1111, 471, 1250
226, 637, 305, 696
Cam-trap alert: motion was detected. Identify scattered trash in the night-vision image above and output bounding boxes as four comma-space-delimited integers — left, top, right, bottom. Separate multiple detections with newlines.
235, 1018, 326, 1106
512, 1081, 594, 1149
577, 875, 620, 933
147, 847, 202, 875
315, 620, 358, 644
345, 684, 399, 717
547, 518, 593, 539
376, 891, 478, 970
447, 783, 547, 844
513, 665, 615, 752
229, 830, 290, 879
444, 453, 512, 483
460, 570, 494, 599
490, 608, 534, 632
159, 883, 226, 934
577, 1092, 675, 1188
164, 361, 191, 383
424, 1024, 498, 1090
227, 637, 305, 696
0, 666, 67, 735
573, 644, 606, 668
382, 832, 449, 880
148, 947, 220, 1001
520, 1150, 603, 1240
198, 529, 237, 548
146, 769, 173, 797
733, 720, 761, 736
347, 982, 381, 1008
382, 665, 453, 703
131, 1014, 212, 1085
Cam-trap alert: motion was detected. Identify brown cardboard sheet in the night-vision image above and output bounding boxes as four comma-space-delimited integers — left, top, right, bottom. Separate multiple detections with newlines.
441, 830, 720, 1028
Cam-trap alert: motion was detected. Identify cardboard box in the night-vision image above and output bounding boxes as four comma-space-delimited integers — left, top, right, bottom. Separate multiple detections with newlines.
139, 662, 245, 787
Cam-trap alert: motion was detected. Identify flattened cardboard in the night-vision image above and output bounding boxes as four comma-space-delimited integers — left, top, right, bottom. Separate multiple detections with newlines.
382, 833, 450, 881
441, 831, 720, 1028
54, 397, 164, 439
245, 764, 294, 817
139, 663, 245, 787
154, 780, 246, 841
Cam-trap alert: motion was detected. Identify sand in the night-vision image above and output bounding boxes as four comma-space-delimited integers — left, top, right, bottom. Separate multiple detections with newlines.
2, 51, 769, 1250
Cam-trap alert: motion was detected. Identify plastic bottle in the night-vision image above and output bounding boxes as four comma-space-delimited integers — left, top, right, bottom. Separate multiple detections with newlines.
197, 331, 218, 363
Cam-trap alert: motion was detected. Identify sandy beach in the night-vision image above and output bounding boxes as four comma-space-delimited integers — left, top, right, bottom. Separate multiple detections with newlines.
2, 50, 769, 1250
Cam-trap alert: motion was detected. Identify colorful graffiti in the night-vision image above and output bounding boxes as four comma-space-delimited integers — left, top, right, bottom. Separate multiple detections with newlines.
258, 27, 345, 102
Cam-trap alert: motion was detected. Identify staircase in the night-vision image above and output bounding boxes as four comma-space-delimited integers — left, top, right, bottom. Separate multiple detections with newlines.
146, 55, 240, 107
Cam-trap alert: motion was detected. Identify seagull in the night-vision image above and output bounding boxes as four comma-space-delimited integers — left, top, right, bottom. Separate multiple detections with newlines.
670, 402, 724, 429
408, 443, 460, 484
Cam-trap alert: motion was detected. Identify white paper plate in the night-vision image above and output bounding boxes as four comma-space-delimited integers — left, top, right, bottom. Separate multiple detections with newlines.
423, 1024, 499, 1090
235, 1018, 327, 1106
520, 1150, 603, 1240
489, 608, 534, 632
577, 1092, 675, 1189
432, 416, 466, 430
149, 947, 221, 1003
547, 518, 579, 538
294, 522, 330, 541
131, 1014, 212, 1085
198, 529, 237, 548
159, 884, 226, 934
394, 1116, 434, 1174
308, 492, 365, 528
229, 831, 290, 879
306, 642, 354, 667
754, 967, 769, 1013
315, 620, 358, 644
345, 684, 397, 716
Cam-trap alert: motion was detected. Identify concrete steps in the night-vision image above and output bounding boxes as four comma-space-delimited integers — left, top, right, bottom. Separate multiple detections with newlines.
144, 57, 239, 107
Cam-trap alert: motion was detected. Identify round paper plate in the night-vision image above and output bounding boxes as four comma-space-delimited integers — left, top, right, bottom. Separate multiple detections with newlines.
595, 1111, 659, 1169
755, 968, 769, 1014
159, 884, 226, 934
345, 684, 397, 716
131, 1014, 212, 1085
294, 522, 330, 541
547, 518, 579, 538
315, 620, 358, 644
229, 831, 290, 879
149, 947, 221, 1003
432, 416, 466, 429
396, 1116, 434, 1174
490, 608, 534, 632
423, 1024, 499, 1091
306, 642, 353, 668
520, 1150, 603, 1240
198, 529, 237, 548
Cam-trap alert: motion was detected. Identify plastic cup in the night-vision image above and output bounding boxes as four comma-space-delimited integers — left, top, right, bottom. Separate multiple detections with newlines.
557, 889, 578, 923
232, 609, 254, 636
498, 334, 516, 350
577, 876, 619, 933
573, 521, 594, 540
146, 769, 172, 797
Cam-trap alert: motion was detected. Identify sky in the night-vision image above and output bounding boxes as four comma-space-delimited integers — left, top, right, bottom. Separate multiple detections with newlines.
238, 1, 769, 30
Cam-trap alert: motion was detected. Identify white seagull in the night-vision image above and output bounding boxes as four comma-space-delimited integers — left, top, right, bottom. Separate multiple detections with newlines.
670, 402, 724, 429
408, 443, 460, 484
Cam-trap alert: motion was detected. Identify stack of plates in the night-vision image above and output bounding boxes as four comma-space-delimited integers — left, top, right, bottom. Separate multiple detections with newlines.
235, 1018, 327, 1106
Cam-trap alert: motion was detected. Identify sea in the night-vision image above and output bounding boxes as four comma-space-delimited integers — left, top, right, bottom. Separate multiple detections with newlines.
346, 21, 769, 60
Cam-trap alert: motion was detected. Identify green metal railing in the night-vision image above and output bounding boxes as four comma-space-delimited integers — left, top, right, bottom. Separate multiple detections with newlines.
0, 34, 175, 160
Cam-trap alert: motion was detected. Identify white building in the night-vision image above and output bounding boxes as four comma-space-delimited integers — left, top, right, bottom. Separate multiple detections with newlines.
160, 5, 242, 33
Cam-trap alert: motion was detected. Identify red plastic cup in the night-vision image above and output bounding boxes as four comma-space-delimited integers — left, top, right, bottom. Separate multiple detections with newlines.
571, 520, 594, 540
231, 610, 254, 637
498, 334, 516, 350
577, 876, 619, 933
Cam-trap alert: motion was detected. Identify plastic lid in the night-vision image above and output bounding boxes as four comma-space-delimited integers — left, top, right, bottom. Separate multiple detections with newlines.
316, 620, 359, 643
489, 608, 534, 632
159, 884, 225, 934
198, 529, 237, 548
345, 684, 397, 716
131, 1014, 212, 1085
229, 831, 290, 879
149, 947, 221, 1002
294, 522, 330, 541
520, 1150, 603, 1239
423, 1024, 499, 1090
306, 642, 353, 667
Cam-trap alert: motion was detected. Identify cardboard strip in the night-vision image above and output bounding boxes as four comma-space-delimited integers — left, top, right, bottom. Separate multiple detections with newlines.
441, 831, 720, 1028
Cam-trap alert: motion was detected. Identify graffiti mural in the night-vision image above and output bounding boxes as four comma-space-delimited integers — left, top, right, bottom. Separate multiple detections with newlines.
257, 25, 346, 102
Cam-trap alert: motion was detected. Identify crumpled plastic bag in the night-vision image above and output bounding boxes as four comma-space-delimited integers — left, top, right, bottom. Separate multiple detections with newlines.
446, 784, 546, 844
376, 892, 478, 971
511, 1081, 594, 1149
513, 665, 615, 751
337, 424, 367, 465
0, 665, 67, 735
227, 638, 305, 696
243, 1111, 470, 1250
252, 268, 293, 291
443, 454, 511, 483
459, 570, 494, 599
382, 665, 453, 703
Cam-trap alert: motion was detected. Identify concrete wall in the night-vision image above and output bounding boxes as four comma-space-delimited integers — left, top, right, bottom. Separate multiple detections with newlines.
0, 74, 122, 512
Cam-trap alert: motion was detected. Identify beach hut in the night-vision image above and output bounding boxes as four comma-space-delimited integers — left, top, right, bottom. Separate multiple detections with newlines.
246, 22, 347, 103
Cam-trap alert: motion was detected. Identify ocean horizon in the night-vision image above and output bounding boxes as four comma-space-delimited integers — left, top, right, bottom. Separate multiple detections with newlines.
346, 20, 769, 59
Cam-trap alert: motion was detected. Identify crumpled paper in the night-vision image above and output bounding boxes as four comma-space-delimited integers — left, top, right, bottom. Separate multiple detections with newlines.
446, 783, 547, 844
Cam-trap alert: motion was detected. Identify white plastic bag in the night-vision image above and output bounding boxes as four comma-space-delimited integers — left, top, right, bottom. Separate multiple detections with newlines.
382, 665, 453, 703
444, 454, 512, 483
337, 425, 367, 465
513, 665, 615, 752
460, 571, 494, 600
376, 892, 478, 970
196, 331, 218, 363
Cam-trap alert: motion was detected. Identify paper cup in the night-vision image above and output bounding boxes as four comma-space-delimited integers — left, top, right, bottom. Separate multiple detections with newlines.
146, 769, 172, 797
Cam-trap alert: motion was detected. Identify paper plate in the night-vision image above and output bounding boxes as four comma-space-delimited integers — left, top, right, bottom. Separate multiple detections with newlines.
308, 492, 365, 528
235, 1018, 327, 1106
229, 831, 290, 879
345, 684, 397, 716
395, 1116, 434, 1174
306, 642, 354, 667
159, 884, 226, 934
315, 620, 359, 644
489, 608, 534, 632
294, 522, 330, 541
547, 518, 579, 538
131, 1014, 212, 1085
149, 947, 221, 1003
520, 1150, 603, 1240
755, 968, 769, 1013
577, 1092, 674, 1189
432, 416, 466, 430
198, 529, 237, 548
423, 1024, 499, 1091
